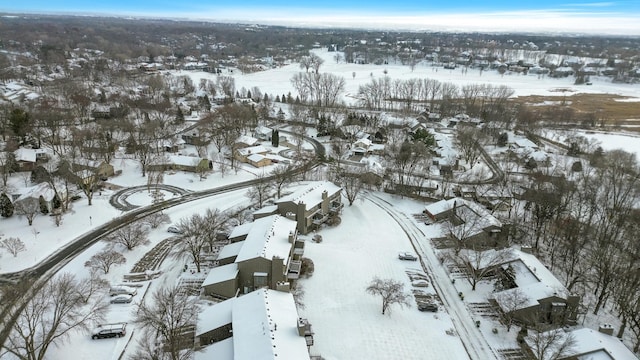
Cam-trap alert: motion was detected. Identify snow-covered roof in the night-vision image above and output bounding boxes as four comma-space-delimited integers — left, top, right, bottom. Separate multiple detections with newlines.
492, 248, 570, 311
513, 138, 538, 149
235, 215, 297, 263
14, 148, 40, 162
196, 297, 234, 336
16, 182, 56, 202
217, 241, 245, 260
235, 135, 259, 146
155, 155, 206, 167
525, 327, 637, 360
275, 181, 341, 207
228, 222, 254, 240
201, 263, 239, 287
232, 289, 310, 360
236, 145, 268, 157
253, 205, 278, 217
247, 153, 267, 163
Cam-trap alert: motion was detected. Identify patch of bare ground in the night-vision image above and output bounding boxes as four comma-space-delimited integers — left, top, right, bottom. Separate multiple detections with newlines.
513, 93, 640, 130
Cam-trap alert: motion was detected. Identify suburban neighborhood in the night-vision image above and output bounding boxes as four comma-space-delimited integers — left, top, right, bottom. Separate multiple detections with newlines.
1, 13, 640, 360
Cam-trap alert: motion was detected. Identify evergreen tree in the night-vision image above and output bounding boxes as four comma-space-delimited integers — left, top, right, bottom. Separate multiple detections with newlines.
275, 95, 281, 103
271, 129, 277, 147
497, 133, 508, 147
9, 108, 30, 143
0, 193, 14, 217
273, 130, 280, 147
39, 196, 49, 214
175, 105, 185, 124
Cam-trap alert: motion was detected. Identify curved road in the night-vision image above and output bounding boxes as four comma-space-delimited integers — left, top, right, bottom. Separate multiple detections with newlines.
0, 135, 323, 348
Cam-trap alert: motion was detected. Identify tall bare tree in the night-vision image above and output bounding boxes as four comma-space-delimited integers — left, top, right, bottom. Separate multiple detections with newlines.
1, 273, 107, 360
106, 223, 150, 250
133, 285, 197, 360
365, 277, 411, 315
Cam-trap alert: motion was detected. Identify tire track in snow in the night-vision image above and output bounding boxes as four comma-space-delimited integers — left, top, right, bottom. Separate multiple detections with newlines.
365, 192, 499, 360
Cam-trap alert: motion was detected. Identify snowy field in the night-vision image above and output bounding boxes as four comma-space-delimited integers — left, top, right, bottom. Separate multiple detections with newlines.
180, 48, 640, 105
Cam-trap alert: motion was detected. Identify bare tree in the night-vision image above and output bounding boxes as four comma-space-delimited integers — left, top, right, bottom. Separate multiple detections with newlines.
133, 285, 197, 360
84, 249, 126, 274
309, 52, 325, 74
524, 327, 576, 360
14, 198, 39, 226
246, 172, 273, 208
174, 214, 208, 273
453, 248, 509, 291
0, 236, 26, 257
106, 223, 150, 250
455, 126, 486, 170
271, 164, 294, 198
332, 165, 363, 206
143, 212, 171, 229
494, 288, 529, 332
365, 277, 411, 315
1, 273, 107, 360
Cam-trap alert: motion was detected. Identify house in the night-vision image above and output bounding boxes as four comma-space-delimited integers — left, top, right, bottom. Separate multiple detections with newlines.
201, 215, 304, 299
253, 126, 273, 141
275, 181, 343, 234
476, 247, 580, 326
14, 182, 58, 213
234, 146, 269, 164
246, 154, 272, 168
147, 155, 209, 173
194, 289, 311, 360
234, 135, 260, 149
523, 326, 637, 360
73, 160, 115, 179
14, 148, 49, 172
424, 197, 503, 246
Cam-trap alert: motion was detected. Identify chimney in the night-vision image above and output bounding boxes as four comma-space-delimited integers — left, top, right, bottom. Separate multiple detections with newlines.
297, 318, 309, 336
598, 324, 614, 336
275, 281, 290, 292
322, 190, 328, 200
288, 231, 295, 243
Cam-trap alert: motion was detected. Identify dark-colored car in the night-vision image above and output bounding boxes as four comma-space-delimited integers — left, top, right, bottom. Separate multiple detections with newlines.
91, 323, 127, 339
418, 303, 438, 312
110, 294, 133, 304
398, 252, 418, 261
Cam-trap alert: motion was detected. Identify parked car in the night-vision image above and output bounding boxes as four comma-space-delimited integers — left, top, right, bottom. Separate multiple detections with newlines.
110, 294, 133, 304
109, 286, 137, 297
91, 323, 127, 339
398, 252, 418, 261
418, 303, 438, 312
167, 225, 183, 234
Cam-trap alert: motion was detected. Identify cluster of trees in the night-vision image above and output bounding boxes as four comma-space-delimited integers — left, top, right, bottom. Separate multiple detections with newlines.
358, 77, 514, 121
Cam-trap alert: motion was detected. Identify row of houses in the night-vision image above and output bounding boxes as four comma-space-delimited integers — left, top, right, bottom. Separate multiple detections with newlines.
195, 182, 342, 358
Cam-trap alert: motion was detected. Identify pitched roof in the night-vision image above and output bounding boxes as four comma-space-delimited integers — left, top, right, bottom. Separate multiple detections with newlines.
275, 181, 341, 207
235, 215, 297, 263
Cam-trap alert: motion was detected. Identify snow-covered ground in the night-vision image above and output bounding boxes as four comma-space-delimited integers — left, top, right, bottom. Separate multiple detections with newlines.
180, 48, 640, 105
4, 48, 640, 360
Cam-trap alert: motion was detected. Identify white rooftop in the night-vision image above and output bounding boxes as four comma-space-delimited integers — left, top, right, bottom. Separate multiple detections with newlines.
228, 222, 254, 240
525, 327, 637, 360
232, 289, 310, 360
196, 298, 234, 337
235, 215, 297, 263
235, 135, 259, 146
202, 263, 239, 287
217, 241, 245, 260
236, 145, 269, 157
491, 248, 570, 311
275, 181, 341, 207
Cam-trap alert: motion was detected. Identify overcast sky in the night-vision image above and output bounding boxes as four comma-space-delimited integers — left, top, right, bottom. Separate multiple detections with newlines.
2, 1, 640, 35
